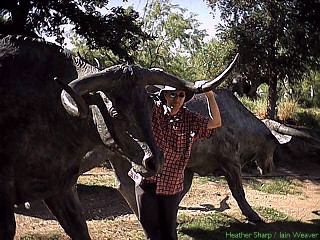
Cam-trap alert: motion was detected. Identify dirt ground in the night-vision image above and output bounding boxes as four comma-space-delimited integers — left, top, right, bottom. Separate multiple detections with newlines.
14, 160, 320, 240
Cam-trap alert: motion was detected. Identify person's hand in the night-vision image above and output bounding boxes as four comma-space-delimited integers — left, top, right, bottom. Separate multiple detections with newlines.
194, 80, 207, 90
194, 80, 214, 97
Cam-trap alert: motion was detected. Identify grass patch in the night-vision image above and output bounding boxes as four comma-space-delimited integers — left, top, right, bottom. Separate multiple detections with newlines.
254, 206, 292, 221
245, 178, 303, 195
177, 210, 313, 240
19, 233, 62, 240
194, 176, 227, 184
76, 172, 116, 194
77, 172, 115, 187
178, 212, 238, 240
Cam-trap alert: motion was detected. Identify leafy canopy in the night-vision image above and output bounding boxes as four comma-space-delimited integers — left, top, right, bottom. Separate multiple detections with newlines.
209, 0, 320, 86
208, 0, 320, 118
0, 0, 147, 62
73, 0, 235, 82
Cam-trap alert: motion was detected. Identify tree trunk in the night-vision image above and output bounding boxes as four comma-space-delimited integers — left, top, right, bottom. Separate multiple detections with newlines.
266, 72, 277, 119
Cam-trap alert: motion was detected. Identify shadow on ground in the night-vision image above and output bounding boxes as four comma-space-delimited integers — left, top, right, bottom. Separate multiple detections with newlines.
179, 196, 231, 213
14, 184, 132, 221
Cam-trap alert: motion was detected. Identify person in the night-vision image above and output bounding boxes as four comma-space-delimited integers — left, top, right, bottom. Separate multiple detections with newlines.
134, 82, 222, 240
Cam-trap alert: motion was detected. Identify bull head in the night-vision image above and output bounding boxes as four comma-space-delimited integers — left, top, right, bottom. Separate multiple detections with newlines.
55, 54, 239, 176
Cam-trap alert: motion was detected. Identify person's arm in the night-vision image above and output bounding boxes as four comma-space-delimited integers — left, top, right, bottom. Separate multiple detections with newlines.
205, 91, 221, 129
194, 80, 222, 129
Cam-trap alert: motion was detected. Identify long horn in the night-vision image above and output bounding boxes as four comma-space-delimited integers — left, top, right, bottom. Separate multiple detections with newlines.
197, 53, 239, 92
57, 54, 238, 118
138, 53, 239, 93
264, 119, 320, 148
54, 77, 88, 118
55, 65, 126, 118
69, 65, 125, 95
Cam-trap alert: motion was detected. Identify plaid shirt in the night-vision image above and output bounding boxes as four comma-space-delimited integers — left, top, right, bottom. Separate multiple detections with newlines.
143, 102, 214, 195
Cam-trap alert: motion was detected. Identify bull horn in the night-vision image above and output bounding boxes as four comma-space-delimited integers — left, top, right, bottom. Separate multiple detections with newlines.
264, 119, 320, 148
57, 54, 239, 118
57, 65, 127, 118
139, 53, 239, 93
68, 65, 124, 95
54, 77, 88, 118
197, 53, 239, 92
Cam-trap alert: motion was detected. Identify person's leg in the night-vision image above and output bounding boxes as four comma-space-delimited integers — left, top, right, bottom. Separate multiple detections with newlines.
135, 183, 161, 240
158, 192, 181, 240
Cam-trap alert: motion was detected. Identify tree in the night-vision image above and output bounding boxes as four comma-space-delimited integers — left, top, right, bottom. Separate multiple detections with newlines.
208, 0, 320, 119
0, 0, 147, 62
190, 39, 235, 80
71, 0, 236, 82
135, 0, 208, 79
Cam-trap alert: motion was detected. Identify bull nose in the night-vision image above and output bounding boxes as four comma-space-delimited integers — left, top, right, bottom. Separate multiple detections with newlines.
142, 152, 164, 177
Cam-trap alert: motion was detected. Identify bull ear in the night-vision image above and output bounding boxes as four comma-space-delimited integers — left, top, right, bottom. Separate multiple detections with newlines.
138, 53, 239, 93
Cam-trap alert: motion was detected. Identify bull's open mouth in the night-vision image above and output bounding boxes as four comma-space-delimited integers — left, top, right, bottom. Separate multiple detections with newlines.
125, 132, 161, 176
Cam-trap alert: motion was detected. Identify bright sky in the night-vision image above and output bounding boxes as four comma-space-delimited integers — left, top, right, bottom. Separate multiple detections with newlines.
107, 0, 220, 40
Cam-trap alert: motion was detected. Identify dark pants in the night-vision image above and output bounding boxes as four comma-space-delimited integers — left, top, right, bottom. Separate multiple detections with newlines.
135, 183, 181, 240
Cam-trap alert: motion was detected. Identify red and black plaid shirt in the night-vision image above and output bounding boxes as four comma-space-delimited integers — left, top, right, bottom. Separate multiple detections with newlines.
143, 102, 214, 195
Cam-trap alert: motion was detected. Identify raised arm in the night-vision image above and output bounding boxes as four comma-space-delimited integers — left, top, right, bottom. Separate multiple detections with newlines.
204, 90, 222, 129
194, 80, 222, 129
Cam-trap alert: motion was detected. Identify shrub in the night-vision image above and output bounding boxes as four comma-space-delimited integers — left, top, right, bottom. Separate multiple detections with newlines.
277, 100, 298, 123
295, 110, 320, 128
239, 96, 267, 119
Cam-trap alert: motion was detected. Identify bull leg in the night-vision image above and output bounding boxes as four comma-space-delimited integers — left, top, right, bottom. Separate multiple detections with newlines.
44, 185, 90, 240
108, 156, 138, 216
0, 182, 16, 240
223, 164, 262, 222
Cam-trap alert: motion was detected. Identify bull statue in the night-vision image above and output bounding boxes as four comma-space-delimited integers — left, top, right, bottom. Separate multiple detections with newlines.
80, 89, 320, 223
0, 35, 235, 240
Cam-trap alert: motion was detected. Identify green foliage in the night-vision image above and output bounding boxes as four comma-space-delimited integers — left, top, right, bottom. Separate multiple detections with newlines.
71, 0, 236, 83
194, 176, 227, 184
70, 0, 236, 81
135, 0, 208, 77
0, 0, 146, 62
209, 0, 320, 83
239, 81, 320, 128
238, 95, 267, 119
298, 70, 320, 108
295, 109, 320, 128
277, 100, 298, 123
190, 39, 236, 81
245, 179, 303, 195
254, 206, 291, 221
77, 172, 115, 187
207, 0, 320, 118
178, 212, 237, 239
19, 233, 62, 240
